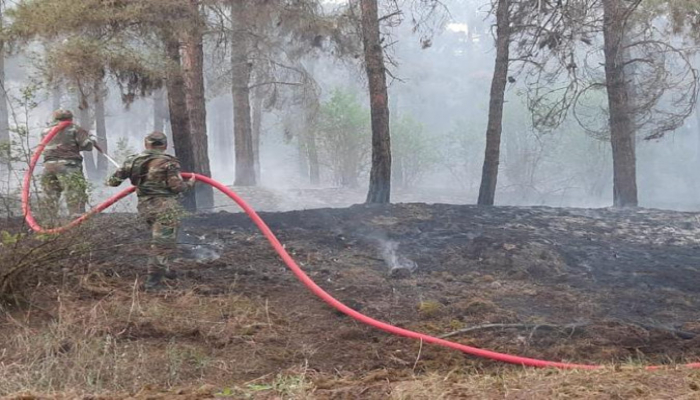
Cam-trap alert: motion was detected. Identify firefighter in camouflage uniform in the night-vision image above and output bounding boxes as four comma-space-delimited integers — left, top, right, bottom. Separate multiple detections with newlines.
107, 131, 195, 289
40, 109, 96, 221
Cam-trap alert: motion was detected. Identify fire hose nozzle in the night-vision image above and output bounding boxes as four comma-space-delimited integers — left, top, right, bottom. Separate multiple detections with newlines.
94, 143, 121, 169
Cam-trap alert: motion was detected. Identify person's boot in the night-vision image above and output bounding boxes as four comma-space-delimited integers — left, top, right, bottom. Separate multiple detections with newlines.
163, 268, 177, 280
155, 255, 177, 280
143, 271, 165, 291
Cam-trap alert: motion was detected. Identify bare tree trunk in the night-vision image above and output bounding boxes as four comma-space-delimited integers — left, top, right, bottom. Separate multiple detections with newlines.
297, 136, 309, 181
297, 129, 320, 185
603, 0, 637, 208
251, 88, 263, 182
0, 16, 9, 174
153, 86, 167, 132
477, 0, 510, 206
78, 92, 98, 181
695, 56, 700, 179
696, 101, 700, 168
164, 100, 172, 136
213, 97, 234, 177
51, 84, 62, 110
361, 0, 391, 204
307, 130, 320, 185
0, 8, 8, 203
94, 80, 108, 175
301, 61, 320, 186
182, 3, 215, 210
164, 35, 196, 212
230, 0, 256, 186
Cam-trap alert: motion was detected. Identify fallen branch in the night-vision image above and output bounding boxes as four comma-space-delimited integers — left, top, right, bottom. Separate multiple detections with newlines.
440, 322, 698, 340
633, 323, 697, 340
440, 323, 588, 339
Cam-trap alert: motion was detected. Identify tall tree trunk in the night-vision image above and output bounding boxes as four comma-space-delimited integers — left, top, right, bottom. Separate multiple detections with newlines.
603, 0, 637, 207
182, 3, 215, 210
164, 101, 172, 136
78, 92, 98, 181
301, 62, 320, 186
51, 84, 62, 110
361, 0, 391, 204
230, 0, 256, 186
213, 97, 234, 177
695, 57, 700, 185
477, 0, 510, 206
94, 79, 108, 175
153, 86, 167, 132
307, 130, 320, 185
251, 88, 263, 181
164, 35, 197, 211
297, 136, 309, 181
297, 129, 320, 185
696, 100, 700, 168
0, 13, 9, 175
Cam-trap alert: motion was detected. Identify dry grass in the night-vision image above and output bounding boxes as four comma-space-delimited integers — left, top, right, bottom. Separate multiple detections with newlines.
417, 300, 444, 317
4, 285, 700, 399
388, 368, 700, 399
6, 368, 700, 399
5, 207, 700, 399
0, 287, 277, 396
3, 268, 700, 399
0, 219, 133, 304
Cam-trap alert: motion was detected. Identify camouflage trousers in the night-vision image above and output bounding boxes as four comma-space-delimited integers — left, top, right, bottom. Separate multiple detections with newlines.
137, 196, 184, 276
40, 160, 88, 220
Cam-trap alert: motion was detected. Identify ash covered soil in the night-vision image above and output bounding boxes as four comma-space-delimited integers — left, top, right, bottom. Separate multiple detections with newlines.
133, 204, 700, 365
5, 203, 700, 398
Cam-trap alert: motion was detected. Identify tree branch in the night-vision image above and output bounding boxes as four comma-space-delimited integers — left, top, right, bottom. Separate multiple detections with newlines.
248, 81, 304, 90
440, 321, 697, 340
440, 323, 588, 339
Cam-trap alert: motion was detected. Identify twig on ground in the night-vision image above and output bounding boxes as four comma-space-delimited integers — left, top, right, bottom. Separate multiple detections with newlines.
126, 278, 140, 325
413, 338, 423, 372
439, 323, 589, 339
440, 322, 698, 340
633, 323, 697, 340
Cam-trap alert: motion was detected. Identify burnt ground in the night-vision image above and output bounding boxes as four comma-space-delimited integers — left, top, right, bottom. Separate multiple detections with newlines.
4, 203, 700, 397
119, 205, 700, 363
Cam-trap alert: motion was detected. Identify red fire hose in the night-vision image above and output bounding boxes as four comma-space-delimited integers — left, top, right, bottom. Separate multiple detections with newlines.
22, 122, 700, 370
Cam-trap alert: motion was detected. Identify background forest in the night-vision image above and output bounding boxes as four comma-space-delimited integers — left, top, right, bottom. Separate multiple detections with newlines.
0, 0, 698, 211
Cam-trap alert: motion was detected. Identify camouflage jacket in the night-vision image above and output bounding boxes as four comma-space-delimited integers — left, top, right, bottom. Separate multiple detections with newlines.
41, 122, 94, 163
107, 149, 193, 197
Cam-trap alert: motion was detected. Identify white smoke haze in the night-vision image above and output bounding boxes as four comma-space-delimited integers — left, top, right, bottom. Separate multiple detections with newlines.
3, 0, 700, 215
178, 232, 222, 263
379, 240, 417, 273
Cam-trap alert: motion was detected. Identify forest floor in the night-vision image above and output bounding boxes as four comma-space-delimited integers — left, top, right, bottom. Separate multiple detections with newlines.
3, 201, 700, 398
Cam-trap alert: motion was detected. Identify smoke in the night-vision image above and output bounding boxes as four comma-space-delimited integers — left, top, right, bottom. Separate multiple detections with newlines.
189, 244, 221, 263
379, 240, 417, 274
178, 232, 222, 263
9, 0, 700, 214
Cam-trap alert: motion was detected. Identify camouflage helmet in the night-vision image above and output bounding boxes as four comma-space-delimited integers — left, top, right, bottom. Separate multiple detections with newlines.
52, 109, 74, 121
145, 131, 168, 147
